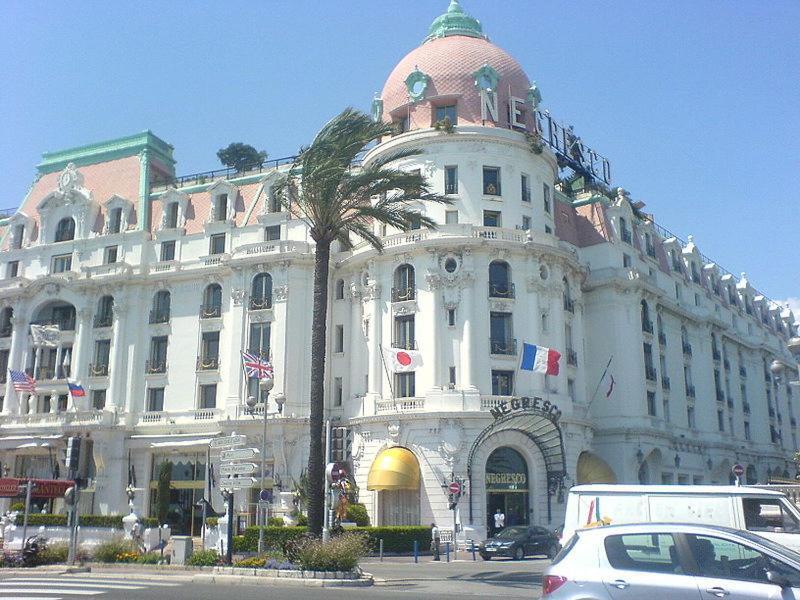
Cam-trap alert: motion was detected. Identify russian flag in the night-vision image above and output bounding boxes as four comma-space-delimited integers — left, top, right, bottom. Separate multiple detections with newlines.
67, 380, 86, 398
520, 343, 561, 376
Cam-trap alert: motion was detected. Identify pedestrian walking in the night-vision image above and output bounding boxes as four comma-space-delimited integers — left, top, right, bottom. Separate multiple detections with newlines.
431, 522, 440, 561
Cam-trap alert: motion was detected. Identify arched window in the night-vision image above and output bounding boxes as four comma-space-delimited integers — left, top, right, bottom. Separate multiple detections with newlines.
94, 296, 114, 328
250, 273, 273, 310
201, 284, 222, 318
489, 261, 513, 298
392, 264, 415, 302
150, 290, 171, 323
563, 278, 574, 312
54, 217, 75, 242
0, 307, 12, 337
335, 279, 345, 300
640, 300, 651, 333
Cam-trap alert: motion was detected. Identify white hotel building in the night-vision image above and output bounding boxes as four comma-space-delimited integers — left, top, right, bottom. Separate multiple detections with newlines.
0, 1, 797, 538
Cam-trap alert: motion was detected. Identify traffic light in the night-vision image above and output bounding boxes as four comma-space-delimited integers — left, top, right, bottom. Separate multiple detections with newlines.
66, 436, 81, 474
331, 427, 347, 463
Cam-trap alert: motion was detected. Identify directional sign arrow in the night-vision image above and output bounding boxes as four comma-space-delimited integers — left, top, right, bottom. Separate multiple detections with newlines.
220, 448, 257, 461
219, 477, 257, 489
210, 435, 247, 449
219, 462, 258, 476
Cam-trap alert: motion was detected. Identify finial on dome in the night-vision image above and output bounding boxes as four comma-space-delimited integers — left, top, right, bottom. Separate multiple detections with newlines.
426, 0, 486, 42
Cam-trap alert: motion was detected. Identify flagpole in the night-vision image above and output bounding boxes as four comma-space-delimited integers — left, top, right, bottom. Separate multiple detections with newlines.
586, 355, 614, 411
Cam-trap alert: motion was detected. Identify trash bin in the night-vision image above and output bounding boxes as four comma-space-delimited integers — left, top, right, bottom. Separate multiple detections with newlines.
171, 536, 193, 565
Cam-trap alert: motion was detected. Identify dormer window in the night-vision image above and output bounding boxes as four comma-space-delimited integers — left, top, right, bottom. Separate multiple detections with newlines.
109, 208, 123, 234
54, 217, 75, 242
213, 194, 228, 221
165, 202, 179, 229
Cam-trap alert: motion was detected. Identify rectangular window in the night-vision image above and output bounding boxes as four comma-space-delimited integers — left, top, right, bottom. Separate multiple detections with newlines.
394, 372, 415, 398
264, 225, 281, 241
199, 384, 217, 409
521, 174, 531, 202
521, 215, 531, 230
51, 254, 72, 273
445, 210, 459, 225
92, 389, 106, 410
7, 261, 19, 278
160, 240, 176, 262
104, 246, 118, 265
444, 166, 458, 195
109, 208, 123, 234
449, 366, 456, 385
214, 194, 228, 221
209, 233, 225, 255
491, 370, 514, 395
166, 202, 179, 228
543, 183, 551, 213
435, 104, 457, 125
147, 387, 165, 412
483, 210, 501, 227
334, 377, 343, 407
482, 167, 501, 195
393, 315, 415, 349
647, 391, 656, 416
447, 308, 456, 327
335, 325, 344, 353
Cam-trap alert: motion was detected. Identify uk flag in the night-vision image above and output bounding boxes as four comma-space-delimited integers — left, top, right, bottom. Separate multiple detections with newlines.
241, 351, 273, 380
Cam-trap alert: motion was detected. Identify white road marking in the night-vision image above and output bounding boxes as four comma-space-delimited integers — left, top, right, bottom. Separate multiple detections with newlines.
0, 581, 144, 590
0, 590, 103, 596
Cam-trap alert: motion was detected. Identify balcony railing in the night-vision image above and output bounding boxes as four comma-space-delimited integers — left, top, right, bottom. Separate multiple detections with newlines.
662, 376, 671, 391
564, 298, 575, 313
149, 309, 170, 324
658, 332, 667, 346
567, 349, 578, 366
682, 342, 693, 356
739, 366, 747, 378
145, 360, 166, 374
642, 320, 653, 334
93, 313, 113, 328
488, 282, 515, 299
391, 340, 418, 350
716, 389, 725, 403
196, 356, 219, 371
712, 349, 721, 361
199, 303, 222, 319
249, 296, 272, 311
489, 338, 517, 355
391, 287, 416, 303
88, 363, 109, 377
685, 385, 696, 398
743, 402, 751, 414
645, 365, 657, 381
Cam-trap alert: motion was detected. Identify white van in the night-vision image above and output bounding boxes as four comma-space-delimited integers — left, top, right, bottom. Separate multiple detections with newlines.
563, 484, 800, 552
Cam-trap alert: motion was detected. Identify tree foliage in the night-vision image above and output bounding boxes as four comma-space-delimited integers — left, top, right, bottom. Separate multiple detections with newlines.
216, 142, 268, 172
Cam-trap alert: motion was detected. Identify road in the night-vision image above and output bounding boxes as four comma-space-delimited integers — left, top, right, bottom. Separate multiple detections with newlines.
0, 557, 548, 599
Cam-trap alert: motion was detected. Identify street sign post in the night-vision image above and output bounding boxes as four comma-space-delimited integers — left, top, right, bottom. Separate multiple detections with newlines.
220, 448, 257, 462
210, 435, 247, 450
219, 463, 257, 477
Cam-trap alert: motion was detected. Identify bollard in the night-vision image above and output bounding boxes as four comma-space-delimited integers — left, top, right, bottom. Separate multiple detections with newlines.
413, 540, 419, 563
471, 540, 476, 561
379, 538, 384, 562
446, 541, 450, 562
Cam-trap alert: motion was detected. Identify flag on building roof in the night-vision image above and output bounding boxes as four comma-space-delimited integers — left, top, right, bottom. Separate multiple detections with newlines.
241, 351, 273, 380
520, 343, 561, 376
67, 380, 86, 398
383, 347, 423, 372
9, 369, 36, 393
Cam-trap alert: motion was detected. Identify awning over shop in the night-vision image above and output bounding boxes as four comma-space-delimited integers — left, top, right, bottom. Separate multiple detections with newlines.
367, 446, 420, 491
576, 451, 617, 484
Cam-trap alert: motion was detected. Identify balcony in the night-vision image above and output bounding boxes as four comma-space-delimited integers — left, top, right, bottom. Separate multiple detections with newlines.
488, 282, 515, 299
739, 366, 747, 378
563, 298, 575, 313
712, 349, 721, 361
196, 356, 219, 371
567, 349, 578, 366
391, 340, 418, 350
723, 358, 731, 371
149, 309, 170, 324
391, 287, 416, 303
88, 363, 109, 377
685, 385, 696, 398
661, 376, 671, 391
249, 296, 272, 311
199, 303, 222, 319
743, 402, 751, 414
145, 360, 166, 374
489, 338, 517, 356
645, 365, 657, 381
682, 342, 693, 356
93, 313, 113, 328
642, 320, 654, 334
658, 332, 667, 346
716, 389, 725, 403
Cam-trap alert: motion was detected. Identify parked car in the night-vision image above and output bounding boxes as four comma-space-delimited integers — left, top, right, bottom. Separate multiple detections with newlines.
543, 522, 800, 599
478, 525, 559, 560
563, 484, 800, 552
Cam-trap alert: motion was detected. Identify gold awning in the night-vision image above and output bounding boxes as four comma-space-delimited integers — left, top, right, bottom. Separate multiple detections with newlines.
577, 451, 617, 484
367, 446, 420, 491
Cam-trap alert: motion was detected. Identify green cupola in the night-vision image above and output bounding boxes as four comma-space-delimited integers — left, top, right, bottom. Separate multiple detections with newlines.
426, 0, 486, 42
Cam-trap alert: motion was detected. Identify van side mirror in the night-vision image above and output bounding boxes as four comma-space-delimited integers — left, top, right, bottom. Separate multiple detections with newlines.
766, 570, 790, 588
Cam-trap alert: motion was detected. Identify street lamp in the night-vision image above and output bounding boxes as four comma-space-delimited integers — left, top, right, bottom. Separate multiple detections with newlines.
246, 376, 274, 554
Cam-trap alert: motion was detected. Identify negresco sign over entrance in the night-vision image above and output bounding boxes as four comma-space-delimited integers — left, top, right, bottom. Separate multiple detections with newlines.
488, 396, 561, 421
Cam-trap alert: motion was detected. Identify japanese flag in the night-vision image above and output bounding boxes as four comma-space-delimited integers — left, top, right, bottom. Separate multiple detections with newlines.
384, 347, 423, 372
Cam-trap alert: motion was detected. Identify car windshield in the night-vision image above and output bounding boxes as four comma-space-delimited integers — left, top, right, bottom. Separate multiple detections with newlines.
496, 526, 527, 539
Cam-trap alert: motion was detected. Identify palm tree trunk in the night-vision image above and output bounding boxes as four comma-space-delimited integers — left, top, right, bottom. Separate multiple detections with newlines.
306, 239, 330, 536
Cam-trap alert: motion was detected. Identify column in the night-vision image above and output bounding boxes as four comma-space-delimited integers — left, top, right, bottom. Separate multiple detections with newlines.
106, 302, 127, 410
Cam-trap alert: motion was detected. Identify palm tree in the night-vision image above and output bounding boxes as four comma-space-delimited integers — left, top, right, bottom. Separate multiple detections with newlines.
277, 108, 448, 535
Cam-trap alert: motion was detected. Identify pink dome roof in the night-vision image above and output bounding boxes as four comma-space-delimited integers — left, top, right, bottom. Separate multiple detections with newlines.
380, 34, 532, 129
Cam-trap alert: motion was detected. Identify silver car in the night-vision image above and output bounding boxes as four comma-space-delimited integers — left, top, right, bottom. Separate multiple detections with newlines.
543, 522, 800, 599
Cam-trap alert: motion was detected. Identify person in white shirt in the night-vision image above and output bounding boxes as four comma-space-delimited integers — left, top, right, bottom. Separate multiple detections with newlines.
494, 508, 505, 534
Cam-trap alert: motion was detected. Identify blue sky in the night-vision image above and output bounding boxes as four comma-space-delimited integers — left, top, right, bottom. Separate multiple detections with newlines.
1, 1, 798, 305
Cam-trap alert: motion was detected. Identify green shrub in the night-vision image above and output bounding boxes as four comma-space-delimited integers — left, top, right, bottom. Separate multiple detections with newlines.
136, 553, 161, 564
290, 533, 369, 571
186, 549, 219, 567
267, 517, 284, 527
93, 537, 139, 563
345, 503, 370, 526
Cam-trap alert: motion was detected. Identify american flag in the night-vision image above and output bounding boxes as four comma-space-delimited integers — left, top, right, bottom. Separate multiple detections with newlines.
9, 369, 36, 393
241, 351, 273, 380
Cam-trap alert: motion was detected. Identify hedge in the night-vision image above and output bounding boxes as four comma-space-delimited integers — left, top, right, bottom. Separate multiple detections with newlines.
236, 526, 431, 554
14, 514, 158, 528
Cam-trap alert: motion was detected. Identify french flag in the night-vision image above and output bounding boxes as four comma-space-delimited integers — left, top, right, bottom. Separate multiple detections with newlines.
520, 343, 561, 376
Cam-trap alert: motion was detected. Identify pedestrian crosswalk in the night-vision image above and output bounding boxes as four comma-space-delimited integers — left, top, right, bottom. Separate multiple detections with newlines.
0, 575, 180, 599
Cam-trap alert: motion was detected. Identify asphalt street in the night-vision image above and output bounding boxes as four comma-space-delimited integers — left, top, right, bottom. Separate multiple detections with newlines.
0, 557, 548, 599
